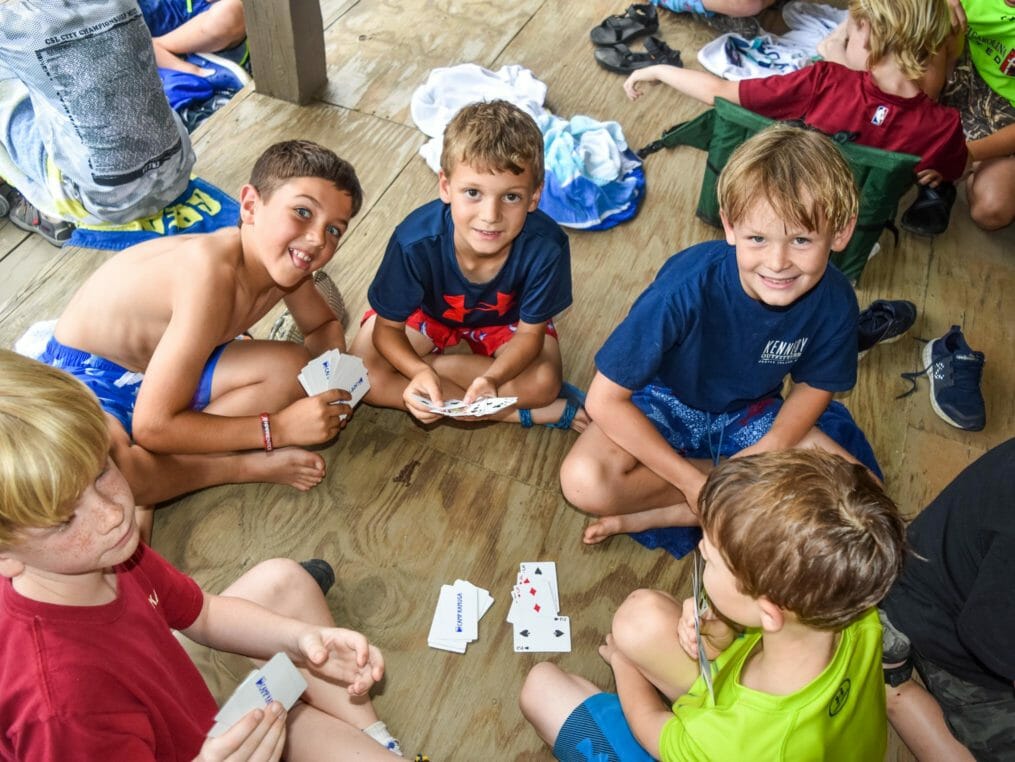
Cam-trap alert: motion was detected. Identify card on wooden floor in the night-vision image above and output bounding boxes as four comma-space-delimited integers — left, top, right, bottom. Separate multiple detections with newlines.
428, 580, 492, 653
518, 561, 559, 611
209, 652, 307, 736
513, 577, 556, 620
513, 614, 571, 653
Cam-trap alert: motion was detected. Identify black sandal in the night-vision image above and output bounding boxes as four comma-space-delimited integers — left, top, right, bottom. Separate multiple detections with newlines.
594, 36, 682, 74
590, 3, 659, 46
900, 182, 956, 237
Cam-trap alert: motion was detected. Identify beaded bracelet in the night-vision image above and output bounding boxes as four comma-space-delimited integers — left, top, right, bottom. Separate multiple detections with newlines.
259, 412, 273, 452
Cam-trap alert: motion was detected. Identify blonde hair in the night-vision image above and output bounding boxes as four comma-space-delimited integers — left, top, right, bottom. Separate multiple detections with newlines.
440, 100, 545, 188
718, 124, 859, 234
698, 450, 906, 630
0, 350, 109, 545
849, 0, 952, 80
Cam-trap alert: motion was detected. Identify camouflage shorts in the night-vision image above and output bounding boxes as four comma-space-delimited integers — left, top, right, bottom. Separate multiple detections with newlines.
941, 50, 1015, 142
880, 609, 1015, 761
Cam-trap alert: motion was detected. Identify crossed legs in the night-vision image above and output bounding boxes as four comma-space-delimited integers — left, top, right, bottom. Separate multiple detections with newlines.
561, 423, 862, 544
215, 559, 399, 760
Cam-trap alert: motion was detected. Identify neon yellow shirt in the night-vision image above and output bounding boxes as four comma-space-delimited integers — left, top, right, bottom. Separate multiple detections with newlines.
963, 0, 1015, 107
658, 608, 886, 761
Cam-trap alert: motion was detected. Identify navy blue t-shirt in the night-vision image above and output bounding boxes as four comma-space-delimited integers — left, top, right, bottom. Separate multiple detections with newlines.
367, 200, 572, 328
595, 241, 858, 413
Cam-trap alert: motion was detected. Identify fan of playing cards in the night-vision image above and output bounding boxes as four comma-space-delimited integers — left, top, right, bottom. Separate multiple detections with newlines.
409, 393, 518, 418
299, 349, 370, 408
427, 579, 494, 654
507, 561, 571, 653
692, 550, 716, 702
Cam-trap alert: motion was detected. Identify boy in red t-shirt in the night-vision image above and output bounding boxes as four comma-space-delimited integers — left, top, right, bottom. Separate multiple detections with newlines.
0, 350, 407, 760
624, 0, 967, 189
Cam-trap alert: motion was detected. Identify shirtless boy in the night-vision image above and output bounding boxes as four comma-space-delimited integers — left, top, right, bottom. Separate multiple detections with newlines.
40, 140, 360, 517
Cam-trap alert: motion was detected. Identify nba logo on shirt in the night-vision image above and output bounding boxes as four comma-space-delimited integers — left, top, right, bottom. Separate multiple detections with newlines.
871, 105, 889, 126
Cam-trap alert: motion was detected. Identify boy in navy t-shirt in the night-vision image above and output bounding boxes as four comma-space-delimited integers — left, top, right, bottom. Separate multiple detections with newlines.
560, 124, 881, 544
350, 101, 580, 429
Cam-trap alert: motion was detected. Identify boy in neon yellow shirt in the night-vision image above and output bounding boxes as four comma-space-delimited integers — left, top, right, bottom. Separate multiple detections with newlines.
521, 450, 907, 761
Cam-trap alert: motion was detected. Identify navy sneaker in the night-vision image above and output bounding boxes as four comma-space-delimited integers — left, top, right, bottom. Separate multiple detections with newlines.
898, 325, 986, 431
298, 558, 335, 596
858, 299, 917, 359
185, 52, 251, 92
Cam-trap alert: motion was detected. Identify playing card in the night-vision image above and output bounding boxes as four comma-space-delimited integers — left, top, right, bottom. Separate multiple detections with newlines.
692, 551, 715, 702
427, 583, 478, 645
518, 561, 559, 611
513, 615, 571, 653
299, 350, 370, 408
209, 652, 307, 736
407, 394, 516, 418
512, 578, 556, 622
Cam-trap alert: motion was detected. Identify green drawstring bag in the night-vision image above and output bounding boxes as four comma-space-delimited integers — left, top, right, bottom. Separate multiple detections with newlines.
639, 98, 920, 282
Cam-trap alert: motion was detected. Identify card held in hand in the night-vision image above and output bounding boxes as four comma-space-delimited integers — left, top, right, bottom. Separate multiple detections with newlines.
208, 652, 307, 737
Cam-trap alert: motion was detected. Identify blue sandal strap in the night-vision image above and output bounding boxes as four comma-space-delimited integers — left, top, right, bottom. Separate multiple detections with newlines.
518, 408, 534, 428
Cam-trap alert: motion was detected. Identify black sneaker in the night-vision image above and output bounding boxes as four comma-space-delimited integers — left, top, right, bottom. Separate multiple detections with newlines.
898, 325, 986, 431
858, 299, 917, 359
299, 558, 336, 595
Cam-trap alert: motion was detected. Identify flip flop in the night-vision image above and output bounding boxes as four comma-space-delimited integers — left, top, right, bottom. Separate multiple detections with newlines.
590, 3, 659, 46
594, 36, 683, 75
900, 182, 956, 237
7, 189, 74, 247
519, 382, 587, 429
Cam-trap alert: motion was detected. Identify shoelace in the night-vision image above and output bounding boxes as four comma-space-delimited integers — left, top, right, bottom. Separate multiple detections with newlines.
896, 341, 984, 399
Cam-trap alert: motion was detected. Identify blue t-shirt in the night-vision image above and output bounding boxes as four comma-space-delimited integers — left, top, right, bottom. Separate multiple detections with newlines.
367, 200, 572, 328
595, 241, 858, 413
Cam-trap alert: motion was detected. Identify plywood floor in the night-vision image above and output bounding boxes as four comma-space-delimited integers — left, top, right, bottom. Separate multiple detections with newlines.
1, 2, 1012, 759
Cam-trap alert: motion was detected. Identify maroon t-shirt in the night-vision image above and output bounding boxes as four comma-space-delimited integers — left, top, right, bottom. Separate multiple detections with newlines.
0, 544, 217, 760
740, 61, 968, 180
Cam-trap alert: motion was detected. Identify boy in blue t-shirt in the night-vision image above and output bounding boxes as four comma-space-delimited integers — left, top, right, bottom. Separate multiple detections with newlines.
560, 124, 880, 544
351, 100, 580, 429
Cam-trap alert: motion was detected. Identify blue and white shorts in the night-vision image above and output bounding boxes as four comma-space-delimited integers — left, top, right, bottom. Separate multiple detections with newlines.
40, 336, 227, 437
554, 693, 654, 762
631, 385, 883, 478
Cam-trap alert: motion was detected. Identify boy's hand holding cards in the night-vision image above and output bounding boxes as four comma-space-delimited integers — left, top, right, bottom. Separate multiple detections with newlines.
208, 652, 306, 737
299, 349, 370, 408
408, 393, 517, 418
507, 561, 571, 653
427, 579, 494, 653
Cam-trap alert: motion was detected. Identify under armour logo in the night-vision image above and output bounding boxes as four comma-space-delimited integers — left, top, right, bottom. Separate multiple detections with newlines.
148, 591, 159, 608
828, 678, 851, 716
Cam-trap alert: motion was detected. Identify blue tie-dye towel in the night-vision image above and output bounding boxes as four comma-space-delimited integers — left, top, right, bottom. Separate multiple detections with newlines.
68, 176, 239, 251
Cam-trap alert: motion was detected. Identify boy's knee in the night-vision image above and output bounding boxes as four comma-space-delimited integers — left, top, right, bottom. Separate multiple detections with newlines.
520, 662, 563, 717
527, 358, 562, 406
613, 589, 676, 655
243, 558, 321, 610
208, 0, 246, 45
969, 197, 1014, 231
559, 450, 614, 515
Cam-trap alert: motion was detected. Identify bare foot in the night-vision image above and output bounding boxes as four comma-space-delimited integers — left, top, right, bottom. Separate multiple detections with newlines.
571, 405, 591, 433
241, 447, 326, 491
583, 505, 696, 544
583, 515, 629, 545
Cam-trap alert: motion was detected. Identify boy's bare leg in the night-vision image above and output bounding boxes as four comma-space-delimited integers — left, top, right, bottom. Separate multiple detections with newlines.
561, 421, 709, 543
151, 0, 246, 74
966, 157, 1015, 231
885, 673, 975, 761
610, 589, 700, 701
701, 0, 774, 17
519, 662, 602, 747
350, 315, 450, 410
221, 559, 400, 760
109, 415, 326, 505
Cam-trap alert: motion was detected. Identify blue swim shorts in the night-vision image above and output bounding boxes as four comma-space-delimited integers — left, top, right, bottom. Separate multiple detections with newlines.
631, 386, 883, 479
553, 692, 654, 762
138, 0, 216, 37
40, 337, 228, 437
